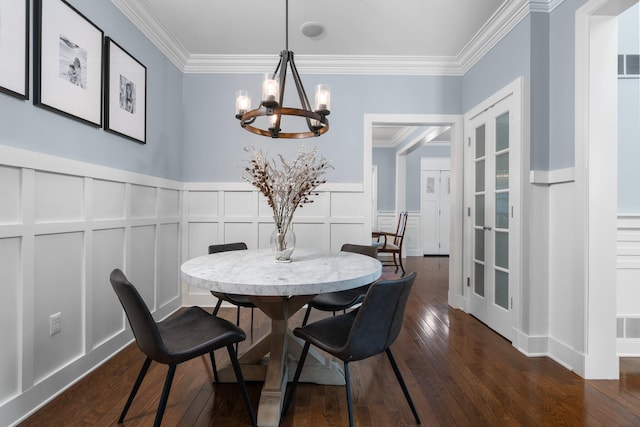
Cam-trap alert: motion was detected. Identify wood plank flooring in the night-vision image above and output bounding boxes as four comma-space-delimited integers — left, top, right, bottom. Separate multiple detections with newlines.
19, 256, 640, 426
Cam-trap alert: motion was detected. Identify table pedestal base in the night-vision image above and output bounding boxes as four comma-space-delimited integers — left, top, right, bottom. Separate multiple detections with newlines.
216, 295, 345, 427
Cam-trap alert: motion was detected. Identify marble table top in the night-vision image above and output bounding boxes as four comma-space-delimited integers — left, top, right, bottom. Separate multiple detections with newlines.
181, 248, 382, 296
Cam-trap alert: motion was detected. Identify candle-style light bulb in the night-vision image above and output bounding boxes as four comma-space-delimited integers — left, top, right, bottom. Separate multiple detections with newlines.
262, 74, 279, 106
235, 90, 251, 117
314, 84, 330, 112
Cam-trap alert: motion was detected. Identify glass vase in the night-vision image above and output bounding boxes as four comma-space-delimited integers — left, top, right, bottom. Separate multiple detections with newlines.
270, 221, 295, 262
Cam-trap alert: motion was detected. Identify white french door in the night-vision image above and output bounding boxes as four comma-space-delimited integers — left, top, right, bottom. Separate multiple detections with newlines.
465, 91, 520, 342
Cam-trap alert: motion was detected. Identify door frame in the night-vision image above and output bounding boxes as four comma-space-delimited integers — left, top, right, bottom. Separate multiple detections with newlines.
364, 114, 464, 308
574, 0, 637, 378
462, 77, 527, 341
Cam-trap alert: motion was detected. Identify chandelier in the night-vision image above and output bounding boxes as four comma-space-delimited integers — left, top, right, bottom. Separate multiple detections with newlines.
234, 0, 330, 139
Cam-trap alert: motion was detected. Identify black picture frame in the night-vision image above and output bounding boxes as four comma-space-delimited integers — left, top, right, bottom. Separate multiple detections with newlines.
0, 0, 29, 99
104, 37, 147, 144
34, 0, 103, 126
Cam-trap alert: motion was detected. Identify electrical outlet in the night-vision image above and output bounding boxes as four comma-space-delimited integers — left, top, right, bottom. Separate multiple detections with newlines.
49, 312, 62, 336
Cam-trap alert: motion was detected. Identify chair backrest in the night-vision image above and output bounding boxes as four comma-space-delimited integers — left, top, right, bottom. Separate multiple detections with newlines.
341, 243, 378, 259
209, 242, 248, 254
393, 211, 408, 246
110, 269, 167, 362
342, 271, 416, 361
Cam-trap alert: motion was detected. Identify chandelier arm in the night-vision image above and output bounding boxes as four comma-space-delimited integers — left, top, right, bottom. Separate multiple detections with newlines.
288, 54, 313, 111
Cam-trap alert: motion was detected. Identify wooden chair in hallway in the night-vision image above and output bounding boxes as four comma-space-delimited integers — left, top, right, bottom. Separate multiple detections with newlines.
373, 211, 408, 275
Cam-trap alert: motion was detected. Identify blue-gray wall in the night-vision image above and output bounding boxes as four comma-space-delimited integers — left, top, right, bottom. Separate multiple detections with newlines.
181, 74, 462, 183
0, 0, 184, 181
618, 3, 640, 213
2, 2, 637, 212
372, 147, 396, 211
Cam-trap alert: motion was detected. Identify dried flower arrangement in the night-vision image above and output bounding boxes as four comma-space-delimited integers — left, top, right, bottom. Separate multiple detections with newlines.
242, 145, 332, 260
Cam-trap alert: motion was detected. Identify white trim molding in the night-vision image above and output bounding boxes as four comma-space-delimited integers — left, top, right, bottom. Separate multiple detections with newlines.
529, 167, 575, 184
112, 0, 564, 76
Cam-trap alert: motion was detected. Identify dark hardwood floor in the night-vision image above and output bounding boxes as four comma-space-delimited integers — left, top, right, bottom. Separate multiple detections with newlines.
20, 256, 640, 426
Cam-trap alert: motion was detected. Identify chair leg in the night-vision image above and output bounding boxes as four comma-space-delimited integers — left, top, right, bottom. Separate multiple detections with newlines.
397, 250, 405, 276
118, 357, 152, 423
282, 341, 310, 417
227, 345, 257, 427
212, 298, 223, 316
154, 364, 176, 427
393, 252, 400, 273
235, 306, 241, 353
386, 348, 421, 424
301, 305, 312, 327
344, 362, 355, 427
209, 351, 219, 383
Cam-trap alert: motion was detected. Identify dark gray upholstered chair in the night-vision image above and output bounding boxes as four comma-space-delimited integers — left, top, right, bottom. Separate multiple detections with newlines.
373, 211, 408, 275
110, 269, 256, 427
283, 272, 421, 427
208, 242, 256, 332
300, 243, 378, 326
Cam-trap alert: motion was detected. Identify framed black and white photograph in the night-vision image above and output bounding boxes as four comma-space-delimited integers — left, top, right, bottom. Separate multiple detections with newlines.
34, 0, 103, 126
0, 0, 29, 99
104, 37, 146, 144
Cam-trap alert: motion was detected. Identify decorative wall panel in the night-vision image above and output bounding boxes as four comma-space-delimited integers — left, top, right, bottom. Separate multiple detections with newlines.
188, 191, 218, 217
130, 185, 156, 218
0, 166, 20, 224
91, 228, 125, 348
129, 225, 157, 310
158, 188, 180, 218
34, 172, 83, 223
158, 223, 180, 308
0, 237, 20, 403
616, 216, 640, 355
92, 179, 125, 220
33, 232, 84, 384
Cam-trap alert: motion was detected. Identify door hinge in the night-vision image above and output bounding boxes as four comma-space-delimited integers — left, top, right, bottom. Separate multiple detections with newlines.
467, 277, 470, 287
467, 207, 471, 217
468, 137, 471, 147
510, 297, 513, 309
511, 206, 514, 218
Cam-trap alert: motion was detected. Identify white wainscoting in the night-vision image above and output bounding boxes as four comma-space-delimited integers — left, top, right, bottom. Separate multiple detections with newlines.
0, 146, 183, 426
181, 182, 367, 307
616, 215, 640, 356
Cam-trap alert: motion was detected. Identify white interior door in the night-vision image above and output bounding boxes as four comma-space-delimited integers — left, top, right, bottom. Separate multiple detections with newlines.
421, 169, 451, 255
466, 93, 518, 342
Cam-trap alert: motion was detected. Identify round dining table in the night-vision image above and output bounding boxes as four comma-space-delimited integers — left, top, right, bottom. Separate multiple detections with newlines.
180, 247, 382, 427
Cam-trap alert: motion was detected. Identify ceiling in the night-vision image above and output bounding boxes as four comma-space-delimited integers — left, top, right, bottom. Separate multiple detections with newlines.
111, 0, 553, 75
129, 0, 504, 57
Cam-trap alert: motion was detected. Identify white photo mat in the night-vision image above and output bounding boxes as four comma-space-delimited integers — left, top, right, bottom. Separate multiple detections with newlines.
0, 0, 29, 98
35, 0, 103, 126
104, 37, 146, 144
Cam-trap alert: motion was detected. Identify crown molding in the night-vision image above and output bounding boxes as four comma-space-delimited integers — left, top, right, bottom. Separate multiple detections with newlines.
113, 0, 566, 76
183, 54, 462, 75
457, 0, 531, 75
110, 0, 189, 70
